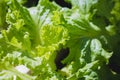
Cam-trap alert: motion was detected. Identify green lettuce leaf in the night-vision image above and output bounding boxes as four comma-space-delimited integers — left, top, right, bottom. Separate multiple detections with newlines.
0, 0, 120, 79
60, 0, 114, 79
0, 0, 68, 79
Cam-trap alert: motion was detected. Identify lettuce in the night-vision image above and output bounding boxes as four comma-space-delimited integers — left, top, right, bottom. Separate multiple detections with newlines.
0, 0, 120, 80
